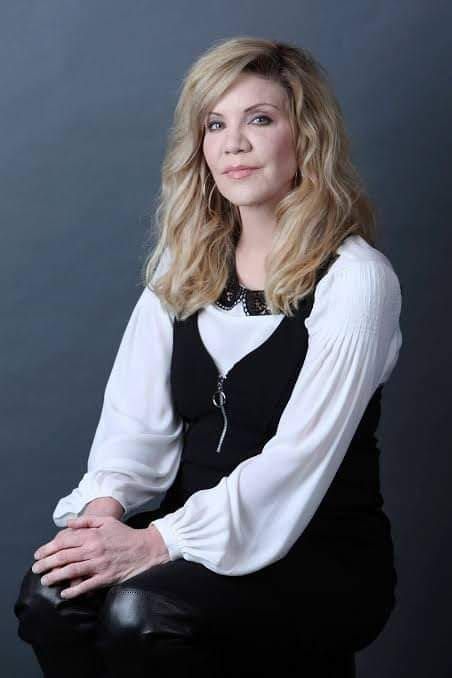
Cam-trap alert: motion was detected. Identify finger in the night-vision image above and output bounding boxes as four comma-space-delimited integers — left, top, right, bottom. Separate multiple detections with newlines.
40, 561, 91, 587
67, 516, 103, 529
32, 546, 85, 575
34, 531, 86, 561
70, 576, 99, 599
60, 574, 106, 599
34, 530, 74, 559
34, 540, 56, 560
34, 518, 101, 562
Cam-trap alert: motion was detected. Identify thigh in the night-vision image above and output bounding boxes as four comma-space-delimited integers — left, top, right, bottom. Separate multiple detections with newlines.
122, 509, 395, 654
122, 507, 292, 635
94, 552, 295, 677
14, 564, 109, 646
13, 506, 154, 645
93, 507, 294, 665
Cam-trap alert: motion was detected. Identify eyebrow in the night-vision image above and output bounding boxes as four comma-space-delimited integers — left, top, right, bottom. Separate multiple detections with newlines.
207, 102, 280, 117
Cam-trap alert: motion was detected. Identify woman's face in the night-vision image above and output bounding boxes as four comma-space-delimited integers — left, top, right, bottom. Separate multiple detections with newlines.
202, 73, 298, 209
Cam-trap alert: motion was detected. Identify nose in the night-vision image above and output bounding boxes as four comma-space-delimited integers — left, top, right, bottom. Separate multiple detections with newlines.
223, 125, 251, 154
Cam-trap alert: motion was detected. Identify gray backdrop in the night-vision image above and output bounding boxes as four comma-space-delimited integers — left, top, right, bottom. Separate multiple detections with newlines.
3, 1, 450, 676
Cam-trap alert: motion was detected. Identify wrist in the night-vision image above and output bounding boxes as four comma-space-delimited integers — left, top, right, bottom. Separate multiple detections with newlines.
146, 523, 171, 565
81, 497, 125, 520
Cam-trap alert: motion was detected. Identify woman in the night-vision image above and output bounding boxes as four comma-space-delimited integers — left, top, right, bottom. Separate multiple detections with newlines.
14, 37, 403, 677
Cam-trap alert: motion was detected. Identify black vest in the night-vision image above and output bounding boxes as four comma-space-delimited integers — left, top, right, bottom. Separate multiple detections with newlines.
158, 254, 395, 581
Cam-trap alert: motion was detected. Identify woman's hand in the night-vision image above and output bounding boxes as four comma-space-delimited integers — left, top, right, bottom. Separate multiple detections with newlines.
31, 515, 171, 599
35, 496, 126, 592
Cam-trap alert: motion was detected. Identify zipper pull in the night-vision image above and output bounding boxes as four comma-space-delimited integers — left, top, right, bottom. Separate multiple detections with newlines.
212, 373, 228, 453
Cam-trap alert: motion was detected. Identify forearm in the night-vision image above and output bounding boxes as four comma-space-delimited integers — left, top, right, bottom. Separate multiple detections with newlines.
81, 496, 125, 520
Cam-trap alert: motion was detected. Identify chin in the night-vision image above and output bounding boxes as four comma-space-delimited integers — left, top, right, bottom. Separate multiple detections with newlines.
222, 187, 270, 204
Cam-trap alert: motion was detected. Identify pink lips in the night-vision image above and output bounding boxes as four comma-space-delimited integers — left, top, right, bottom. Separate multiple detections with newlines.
225, 167, 259, 179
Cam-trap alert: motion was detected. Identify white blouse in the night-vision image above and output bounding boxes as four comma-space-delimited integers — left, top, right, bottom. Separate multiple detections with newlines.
52, 234, 403, 576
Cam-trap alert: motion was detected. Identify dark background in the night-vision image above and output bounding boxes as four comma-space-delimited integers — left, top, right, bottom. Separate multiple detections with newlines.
3, 1, 450, 676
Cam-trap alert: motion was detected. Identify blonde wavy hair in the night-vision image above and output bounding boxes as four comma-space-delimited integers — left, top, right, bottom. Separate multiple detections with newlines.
141, 36, 376, 319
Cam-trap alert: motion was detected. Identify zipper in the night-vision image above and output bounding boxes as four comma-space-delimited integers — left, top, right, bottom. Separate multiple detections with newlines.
212, 372, 228, 453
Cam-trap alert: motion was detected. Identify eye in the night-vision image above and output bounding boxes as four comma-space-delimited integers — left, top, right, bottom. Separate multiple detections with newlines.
252, 115, 272, 125
205, 115, 272, 132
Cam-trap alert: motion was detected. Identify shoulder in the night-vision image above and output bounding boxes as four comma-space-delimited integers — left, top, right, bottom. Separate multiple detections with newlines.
306, 234, 402, 337
138, 246, 175, 321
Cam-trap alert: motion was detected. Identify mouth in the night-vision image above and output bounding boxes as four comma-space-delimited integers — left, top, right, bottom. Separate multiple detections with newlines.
224, 167, 260, 179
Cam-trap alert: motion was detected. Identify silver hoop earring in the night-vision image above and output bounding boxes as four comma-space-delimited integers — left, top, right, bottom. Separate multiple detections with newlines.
202, 176, 216, 206
201, 176, 208, 199
207, 182, 217, 214
202, 176, 216, 215
293, 167, 302, 186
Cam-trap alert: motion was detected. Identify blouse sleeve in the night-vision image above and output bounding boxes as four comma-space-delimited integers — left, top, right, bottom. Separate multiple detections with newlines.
150, 256, 403, 575
52, 248, 183, 527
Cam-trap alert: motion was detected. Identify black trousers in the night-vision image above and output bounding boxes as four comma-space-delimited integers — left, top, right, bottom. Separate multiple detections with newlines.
13, 507, 391, 677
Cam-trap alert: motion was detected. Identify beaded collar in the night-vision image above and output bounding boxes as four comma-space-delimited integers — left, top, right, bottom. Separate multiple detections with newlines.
214, 260, 271, 316
214, 251, 339, 317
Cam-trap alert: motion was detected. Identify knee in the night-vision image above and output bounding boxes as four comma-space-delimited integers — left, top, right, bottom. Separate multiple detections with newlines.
96, 584, 200, 652
14, 565, 73, 645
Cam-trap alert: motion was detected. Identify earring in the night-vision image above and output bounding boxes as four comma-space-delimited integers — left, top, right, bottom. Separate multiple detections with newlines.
207, 183, 216, 214
292, 167, 302, 188
201, 176, 208, 199
202, 176, 217, 215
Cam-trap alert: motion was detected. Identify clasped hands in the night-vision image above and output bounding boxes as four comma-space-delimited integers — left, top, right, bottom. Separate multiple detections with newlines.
31, 514, 171, 600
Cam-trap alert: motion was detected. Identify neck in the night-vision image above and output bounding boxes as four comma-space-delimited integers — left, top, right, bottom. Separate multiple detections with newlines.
236, 202, 278, 255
